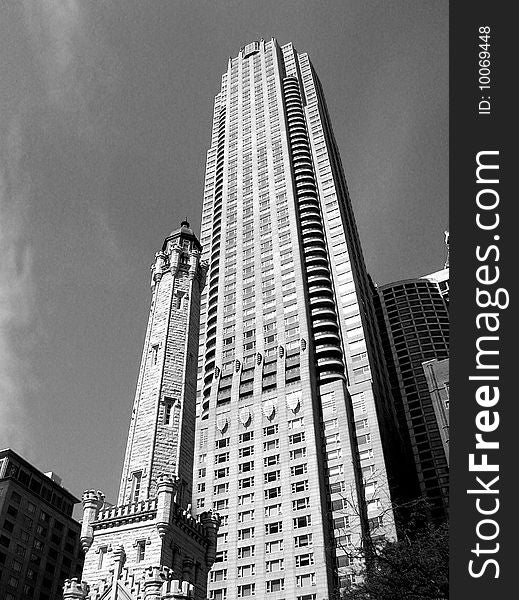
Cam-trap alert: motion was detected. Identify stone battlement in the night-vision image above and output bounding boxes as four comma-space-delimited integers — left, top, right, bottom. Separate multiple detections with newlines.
95, 497, 158, 526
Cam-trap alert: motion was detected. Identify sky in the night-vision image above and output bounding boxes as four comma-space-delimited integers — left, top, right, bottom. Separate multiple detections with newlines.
0, 0, 448, 509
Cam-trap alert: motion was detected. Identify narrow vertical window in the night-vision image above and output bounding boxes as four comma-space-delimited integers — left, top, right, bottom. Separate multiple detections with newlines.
131, 471, 142, 503
164, 398, 176, 426
98, 546, 108, 569
136, 540, 146, 562
151, 344, 159, 365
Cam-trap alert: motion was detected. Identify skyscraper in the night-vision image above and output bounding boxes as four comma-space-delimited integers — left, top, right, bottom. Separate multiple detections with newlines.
74, 223, 220, 600
193, 39, 410, 599
375, 268, 450, 522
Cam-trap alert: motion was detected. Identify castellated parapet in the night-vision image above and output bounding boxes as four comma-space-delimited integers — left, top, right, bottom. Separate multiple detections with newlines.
71, 224, 218, 600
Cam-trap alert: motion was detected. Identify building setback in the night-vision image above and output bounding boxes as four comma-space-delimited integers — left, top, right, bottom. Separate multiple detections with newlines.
68, 223, 220, 600
193, 39, 412, 599
375, 268, 450, 522
0, 449, 83, 600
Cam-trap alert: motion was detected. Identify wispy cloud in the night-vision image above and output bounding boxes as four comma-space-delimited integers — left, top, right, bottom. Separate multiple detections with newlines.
0, 116, 35, 451
22, 0, 120, 141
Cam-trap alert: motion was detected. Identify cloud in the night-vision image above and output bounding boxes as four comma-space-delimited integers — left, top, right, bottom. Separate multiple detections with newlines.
21, 0, 120, 142
0, 116, 35, 451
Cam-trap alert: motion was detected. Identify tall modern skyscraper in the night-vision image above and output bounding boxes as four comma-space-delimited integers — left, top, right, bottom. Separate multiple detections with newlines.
375, 267, 450, 522
193, 39, 411, 599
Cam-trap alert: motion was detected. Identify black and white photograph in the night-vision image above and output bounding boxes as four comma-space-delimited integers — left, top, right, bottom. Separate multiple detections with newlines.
0, 1, 513, 599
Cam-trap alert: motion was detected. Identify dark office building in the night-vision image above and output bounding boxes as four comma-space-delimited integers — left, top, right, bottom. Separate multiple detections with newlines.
0, 449, 83, 600
375, 270, 450, 522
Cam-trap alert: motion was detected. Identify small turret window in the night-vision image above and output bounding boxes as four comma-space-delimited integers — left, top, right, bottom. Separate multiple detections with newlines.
136, 540, 146, 562
131, 472, 142, 503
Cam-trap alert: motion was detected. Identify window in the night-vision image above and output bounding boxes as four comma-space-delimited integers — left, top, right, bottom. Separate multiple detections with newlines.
264, 439, 279, 452
136, 540, 146, 562
237, 564, 255, 578
332, 498, 346, 511
264, 504, 282, 517
265, 521, 282, 535
238, 510, 255, 523
239, 446, 254, 458
238, 545, 255, 559
367, 499, 382, 512
264, 470, 280, 483
264, 424, 278, 436
264, 455, 280, 467
292, 497, 311, 511
215, 550, 228, 563
239, 493, 254, 505
334, 516, 349, 529
210, 589, 227, 600
289, 432, 305, 444
337, 554, 353, 568
294, 534, 313, 547
295, 553, 314, 567
265, 539, 284, 553
211, 569, 228, 582
264, 487, 281, 500
296, 573, 316, 587
291, 480, 309, 493
266, 579, 284, 593
327, 448, 342, 461
290, 447, 307, 460
329, 464, 344, 477
96, 545, 108, 569
293, 515, 311, 528
357, 433, 371, 445
215, 452, 230, 464
151, 344, 159, 364
238, 528, 254, 541
240, 432, 254, 443
238, 583, 255, 597
290, 463, 308, 476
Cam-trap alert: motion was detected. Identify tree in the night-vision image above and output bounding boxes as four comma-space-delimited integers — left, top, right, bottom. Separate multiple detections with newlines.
340, 518, 449, 600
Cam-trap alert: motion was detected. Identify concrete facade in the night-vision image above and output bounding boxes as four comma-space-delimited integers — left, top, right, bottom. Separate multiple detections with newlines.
194, 39, 410, 600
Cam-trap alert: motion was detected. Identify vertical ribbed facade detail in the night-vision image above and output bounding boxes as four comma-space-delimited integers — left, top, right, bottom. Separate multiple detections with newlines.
282, 76, 345, 382
193, 39, 405, 599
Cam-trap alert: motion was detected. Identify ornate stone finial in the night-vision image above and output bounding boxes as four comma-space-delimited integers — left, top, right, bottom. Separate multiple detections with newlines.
199, 510, 221, 568
80, 490, 105, 552
63, 578, 89, 600
164, 579, 195, 599
152, 251, 168, 286
143, 566, 173, 600
156, 475, 178, 538
112, 544, 126, 581
181, 557, 194, 581
82, 490, 106, 506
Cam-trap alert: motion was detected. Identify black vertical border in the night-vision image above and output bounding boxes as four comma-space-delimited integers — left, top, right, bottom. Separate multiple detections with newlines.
450, 3, 515, 598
